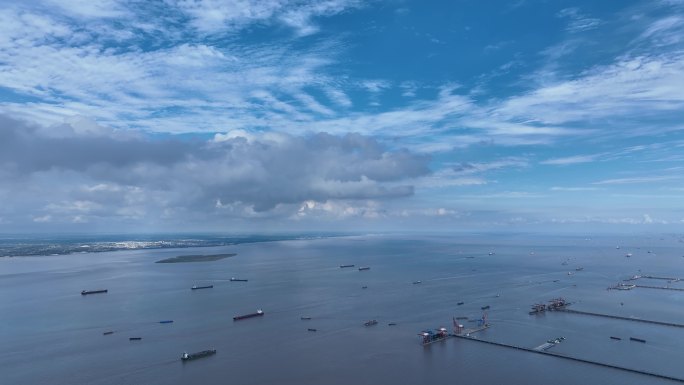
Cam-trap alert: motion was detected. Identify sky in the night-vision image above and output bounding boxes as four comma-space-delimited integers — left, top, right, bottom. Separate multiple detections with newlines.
1, 0, 683, 234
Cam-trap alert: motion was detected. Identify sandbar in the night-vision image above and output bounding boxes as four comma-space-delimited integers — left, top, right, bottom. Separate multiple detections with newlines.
155, 253, 236, 263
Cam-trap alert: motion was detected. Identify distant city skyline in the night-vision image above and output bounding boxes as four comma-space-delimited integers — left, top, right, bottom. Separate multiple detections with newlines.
1, 0, 683, 233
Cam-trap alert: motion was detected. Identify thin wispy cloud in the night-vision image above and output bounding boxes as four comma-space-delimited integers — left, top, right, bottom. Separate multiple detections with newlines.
541, 154, 603, 165
592, 175, 680, 185
550, 187, 602, 191
557, 7, 602, 33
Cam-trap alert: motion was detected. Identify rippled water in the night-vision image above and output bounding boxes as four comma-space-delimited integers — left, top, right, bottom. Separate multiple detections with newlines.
1, 234, 683, 384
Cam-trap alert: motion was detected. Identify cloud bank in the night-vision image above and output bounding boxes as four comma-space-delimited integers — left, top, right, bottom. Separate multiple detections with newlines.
0, 116, 429, 229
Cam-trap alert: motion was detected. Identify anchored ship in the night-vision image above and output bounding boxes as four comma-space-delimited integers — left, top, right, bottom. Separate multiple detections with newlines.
81, 289, 107, 295
233, 309, 264, 321
181, 349, 216, 361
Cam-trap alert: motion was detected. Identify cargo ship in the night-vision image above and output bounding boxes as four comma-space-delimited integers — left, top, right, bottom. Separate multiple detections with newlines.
233, 309, 264, 321
81, 289, 107, 295
181, 349, 216, 361
340, 264, 355, 268
191, 285, 213, 290
358, 267, 370, 271
230, 278, 248, 282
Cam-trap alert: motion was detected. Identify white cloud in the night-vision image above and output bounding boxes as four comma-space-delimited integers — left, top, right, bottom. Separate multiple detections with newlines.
541, 154, 602, 165
639, 15, 684, 46
170, 0, 362, 35
592, 175, 680, 185
451, 158, 528, 174
7, 2, 681, 154
294, 199, 384, 220
491, 52, 684, 138
33, 215, 52, 223
557, 8, 601, 33
549, 214, 668, 225
42, 0, 128, 19
550, 186, 601, 191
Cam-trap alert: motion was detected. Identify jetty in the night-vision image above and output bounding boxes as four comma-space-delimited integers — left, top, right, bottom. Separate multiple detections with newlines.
556, 308, 684, 328
453, 336, 684, 383
634, 285, 684, 292
642, 275, 681, 281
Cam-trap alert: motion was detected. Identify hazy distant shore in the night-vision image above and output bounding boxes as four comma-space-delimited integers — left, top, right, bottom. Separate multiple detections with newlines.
0, 233, 343, 257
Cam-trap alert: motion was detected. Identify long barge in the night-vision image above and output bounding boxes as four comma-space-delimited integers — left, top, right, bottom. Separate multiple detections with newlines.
233, 309, 264, 321
230, 278, 248, 282
81, 289, 107, 295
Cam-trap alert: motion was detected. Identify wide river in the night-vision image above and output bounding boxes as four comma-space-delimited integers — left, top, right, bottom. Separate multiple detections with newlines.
2, 233, 683, 384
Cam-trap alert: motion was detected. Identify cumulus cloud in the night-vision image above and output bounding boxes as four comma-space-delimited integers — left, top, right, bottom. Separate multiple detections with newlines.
0, 116, 429, 227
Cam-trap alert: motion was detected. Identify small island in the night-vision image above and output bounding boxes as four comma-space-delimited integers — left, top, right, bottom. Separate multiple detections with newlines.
155, 253, 236, 263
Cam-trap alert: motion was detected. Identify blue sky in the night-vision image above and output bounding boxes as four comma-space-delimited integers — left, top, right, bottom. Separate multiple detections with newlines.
0, 0, 683, 233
